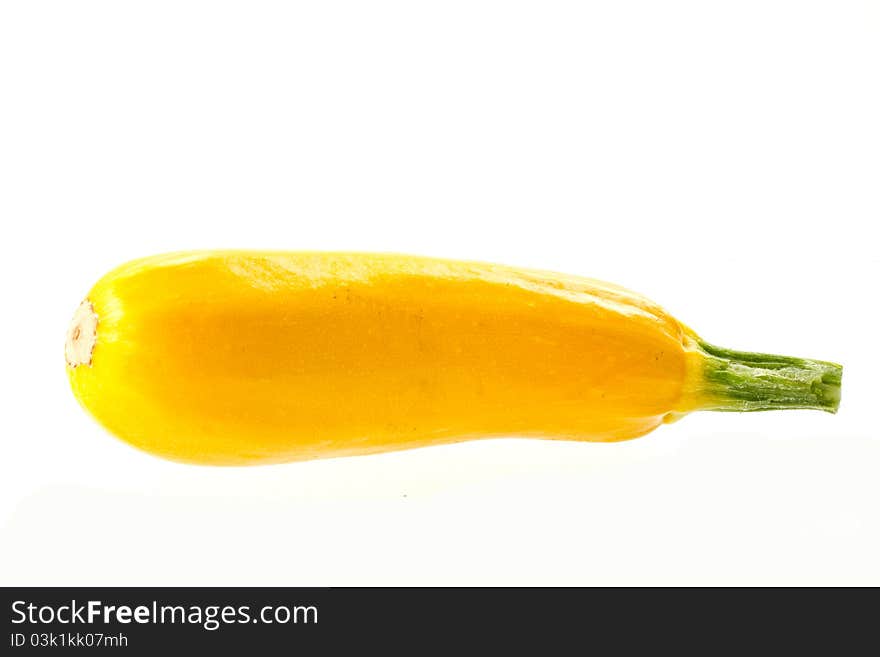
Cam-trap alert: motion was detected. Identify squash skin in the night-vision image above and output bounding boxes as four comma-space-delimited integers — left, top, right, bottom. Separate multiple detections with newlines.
67, 251, 696, 465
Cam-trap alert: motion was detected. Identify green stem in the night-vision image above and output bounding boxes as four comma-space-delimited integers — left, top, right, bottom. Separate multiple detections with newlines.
696, 341, 842, 413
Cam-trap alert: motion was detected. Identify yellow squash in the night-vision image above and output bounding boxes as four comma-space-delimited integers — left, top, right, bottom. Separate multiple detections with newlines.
65, 252, 842, 465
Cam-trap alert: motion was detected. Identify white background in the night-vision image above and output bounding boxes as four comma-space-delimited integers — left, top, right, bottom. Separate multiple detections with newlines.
1, 1, 877, 586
